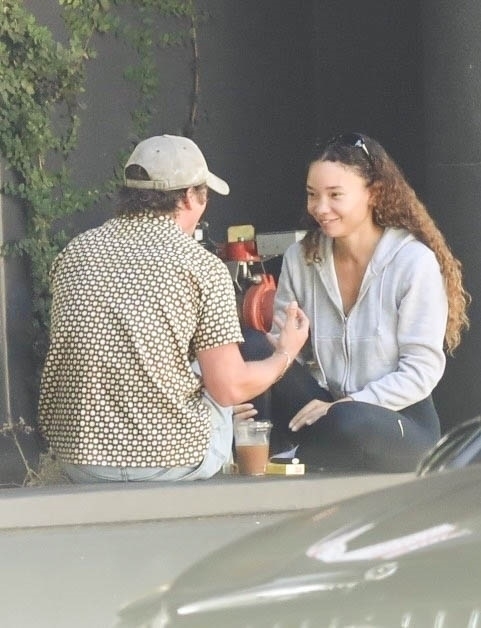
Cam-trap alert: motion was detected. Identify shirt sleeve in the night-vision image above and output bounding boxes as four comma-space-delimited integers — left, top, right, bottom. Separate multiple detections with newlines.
191, 258, 244, 353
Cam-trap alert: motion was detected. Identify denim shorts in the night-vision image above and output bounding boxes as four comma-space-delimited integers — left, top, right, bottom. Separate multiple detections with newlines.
61, 392, 233, 483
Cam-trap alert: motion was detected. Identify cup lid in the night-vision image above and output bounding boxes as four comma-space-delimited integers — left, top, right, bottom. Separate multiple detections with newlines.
249, 420, 272, 432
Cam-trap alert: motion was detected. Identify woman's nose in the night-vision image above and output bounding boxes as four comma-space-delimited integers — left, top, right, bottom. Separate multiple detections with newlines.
311, 198, 329, 216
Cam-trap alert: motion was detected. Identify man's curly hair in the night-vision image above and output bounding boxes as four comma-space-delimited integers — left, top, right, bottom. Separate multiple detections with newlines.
118, 164, 206, 217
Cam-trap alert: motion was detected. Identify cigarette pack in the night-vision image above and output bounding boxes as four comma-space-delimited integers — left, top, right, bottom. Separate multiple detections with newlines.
266, 462, 305, 475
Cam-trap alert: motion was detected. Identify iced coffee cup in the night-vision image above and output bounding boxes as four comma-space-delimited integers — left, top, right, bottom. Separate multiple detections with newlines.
234, 420, 272, 476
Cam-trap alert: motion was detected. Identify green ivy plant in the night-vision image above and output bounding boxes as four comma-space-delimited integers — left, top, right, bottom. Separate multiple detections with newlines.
0, 0, 200, 367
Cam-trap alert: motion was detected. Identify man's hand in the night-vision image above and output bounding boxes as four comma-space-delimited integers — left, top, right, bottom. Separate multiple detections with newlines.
232, 403, 258, 422
267, 301, 309, 358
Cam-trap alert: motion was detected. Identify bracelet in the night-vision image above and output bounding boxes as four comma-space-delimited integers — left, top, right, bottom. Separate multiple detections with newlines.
274, 350, 292, 382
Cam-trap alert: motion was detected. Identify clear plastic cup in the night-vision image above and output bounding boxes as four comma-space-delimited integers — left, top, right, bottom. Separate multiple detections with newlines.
234, 420, 272, 476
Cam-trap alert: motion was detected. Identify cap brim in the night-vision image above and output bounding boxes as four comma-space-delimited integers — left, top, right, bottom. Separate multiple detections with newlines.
206, 172, 229, 195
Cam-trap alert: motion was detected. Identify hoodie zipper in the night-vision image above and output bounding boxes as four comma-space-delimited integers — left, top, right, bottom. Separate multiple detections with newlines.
341, 312, 350, 396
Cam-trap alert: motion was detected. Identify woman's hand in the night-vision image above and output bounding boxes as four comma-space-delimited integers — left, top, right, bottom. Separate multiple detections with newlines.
288, 399, 333, 432
232, 403, 258, 422
289, 397, 352, 432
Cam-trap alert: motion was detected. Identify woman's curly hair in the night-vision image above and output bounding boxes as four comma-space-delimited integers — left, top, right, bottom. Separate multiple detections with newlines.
301, 133, 470, 355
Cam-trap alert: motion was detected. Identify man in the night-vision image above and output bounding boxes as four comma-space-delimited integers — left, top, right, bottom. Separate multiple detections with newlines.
38, 135, 308, 482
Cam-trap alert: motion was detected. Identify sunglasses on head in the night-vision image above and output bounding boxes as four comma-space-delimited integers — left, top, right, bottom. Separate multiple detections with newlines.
326, 132, 373, 166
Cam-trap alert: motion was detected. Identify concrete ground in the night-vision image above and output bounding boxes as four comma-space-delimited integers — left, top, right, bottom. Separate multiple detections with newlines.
0, 471, 415, 628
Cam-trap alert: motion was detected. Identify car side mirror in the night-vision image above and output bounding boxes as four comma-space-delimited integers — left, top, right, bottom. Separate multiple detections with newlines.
416, 415, 481, 476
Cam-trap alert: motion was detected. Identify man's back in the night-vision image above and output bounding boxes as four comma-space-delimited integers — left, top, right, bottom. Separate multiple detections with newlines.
38, 213, 243, 468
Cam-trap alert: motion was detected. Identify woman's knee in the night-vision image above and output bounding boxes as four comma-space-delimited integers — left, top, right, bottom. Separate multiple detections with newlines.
325, 401, 367, 438
239, 326, 273, 360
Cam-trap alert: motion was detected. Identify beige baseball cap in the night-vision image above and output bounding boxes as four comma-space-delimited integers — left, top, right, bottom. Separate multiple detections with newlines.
124, 134, 229, 195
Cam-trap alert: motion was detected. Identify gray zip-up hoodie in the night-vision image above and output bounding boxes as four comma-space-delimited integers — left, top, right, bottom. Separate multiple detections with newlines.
273, 227, 448, 410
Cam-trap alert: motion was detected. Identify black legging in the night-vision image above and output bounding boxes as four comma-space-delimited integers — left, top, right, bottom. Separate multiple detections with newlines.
240, 328, 441, 473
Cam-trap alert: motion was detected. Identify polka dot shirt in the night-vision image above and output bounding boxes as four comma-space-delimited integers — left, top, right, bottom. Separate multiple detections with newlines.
38, 214, 244, 468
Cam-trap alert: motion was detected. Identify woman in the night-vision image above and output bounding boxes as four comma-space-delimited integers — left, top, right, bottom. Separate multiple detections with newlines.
237, 132, 470, 472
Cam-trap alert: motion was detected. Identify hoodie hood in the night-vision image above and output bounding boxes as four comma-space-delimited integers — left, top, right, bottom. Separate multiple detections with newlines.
316, 227, 416, 276
369, 228, 416, 275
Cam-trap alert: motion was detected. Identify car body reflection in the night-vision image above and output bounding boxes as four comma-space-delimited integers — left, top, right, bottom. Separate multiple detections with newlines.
417, 415, 481, 475
115, 464, 481, 627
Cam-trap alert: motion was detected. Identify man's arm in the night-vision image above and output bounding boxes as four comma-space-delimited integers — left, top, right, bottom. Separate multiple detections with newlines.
197, 301, 309, 406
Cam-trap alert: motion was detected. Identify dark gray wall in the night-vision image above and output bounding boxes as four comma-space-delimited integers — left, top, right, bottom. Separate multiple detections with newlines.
22, 0, 425, 244
422, 0, 481, 430
1, 0, 478, 482
197, 1, 317, 238
310, 1, 425, 191
37, 0, 316, 240
0, 164, 40, 483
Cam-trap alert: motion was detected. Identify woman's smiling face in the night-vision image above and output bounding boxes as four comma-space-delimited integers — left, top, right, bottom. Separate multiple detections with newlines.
306, 160, 373, 238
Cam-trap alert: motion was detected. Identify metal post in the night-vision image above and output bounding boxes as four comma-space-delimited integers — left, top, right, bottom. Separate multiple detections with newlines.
0, 161, 11, 423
